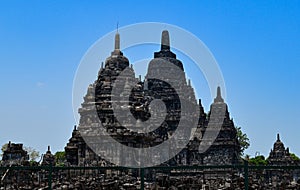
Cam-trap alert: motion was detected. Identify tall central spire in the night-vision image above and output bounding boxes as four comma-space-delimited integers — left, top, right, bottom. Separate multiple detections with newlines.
161, 30, 170, 50
115, 32, 120, 50
111, 31, 122, 56
214, 86, 224, 103
154, 30, 176, 59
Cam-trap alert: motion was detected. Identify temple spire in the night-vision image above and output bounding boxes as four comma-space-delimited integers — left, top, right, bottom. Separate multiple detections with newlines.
277, 133, 280, 141
154, 30, 176, 59
214, 86, 224, 103
115, 32, 120, 50
111, 30, 122, 56
46, 145, 52, 154
161, 30, 170, 50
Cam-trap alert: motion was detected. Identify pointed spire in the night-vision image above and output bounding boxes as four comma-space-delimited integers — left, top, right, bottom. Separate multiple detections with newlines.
101, 62, 104, 69
111, 30, 122, 56
115, 32, 120, 50
217, 86, 221, 97
74, 125, 77, 131
46, 145, 51, 154
154, 30, 176, 59
214, 86, 224, 103
161, 30, 170, 50
277, 133, 280, 141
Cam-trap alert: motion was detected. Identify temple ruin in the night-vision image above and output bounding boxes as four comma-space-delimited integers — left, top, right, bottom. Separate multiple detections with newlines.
1, 30, 299, 189
64, 30, 241, 167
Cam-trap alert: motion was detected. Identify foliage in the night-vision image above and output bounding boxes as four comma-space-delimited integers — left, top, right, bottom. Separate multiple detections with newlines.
29, 160, 39, 166
1, 143, 8, 158
54, 151, 66, 166
235, 126, 250, 155
24, 146, 40, 161
1, 143, 8, 153
290, 153, 300, 161
249, 155, 267, 165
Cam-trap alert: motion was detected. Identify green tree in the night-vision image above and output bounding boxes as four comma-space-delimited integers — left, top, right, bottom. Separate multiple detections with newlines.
24, 146, 40, 161
1, 143, 8, 152
235, 126, 250, 155
249, 155, 267, 165
290, 153, 300, 161
54, 151, 66, 166
1, 143, 8, 159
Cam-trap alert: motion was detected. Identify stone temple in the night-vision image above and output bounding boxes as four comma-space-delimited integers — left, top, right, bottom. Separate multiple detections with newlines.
65, 30, 241, 166
268, 134, 295, 166
3, 30, 300, 190
1, 141, 29, 166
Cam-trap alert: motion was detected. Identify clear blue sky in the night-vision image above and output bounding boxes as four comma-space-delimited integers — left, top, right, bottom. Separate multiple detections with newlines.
0, 1, 299, 158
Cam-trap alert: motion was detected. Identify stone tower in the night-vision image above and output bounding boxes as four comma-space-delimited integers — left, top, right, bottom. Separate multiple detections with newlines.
65, 30, 241, 166
201, 87, 241, 165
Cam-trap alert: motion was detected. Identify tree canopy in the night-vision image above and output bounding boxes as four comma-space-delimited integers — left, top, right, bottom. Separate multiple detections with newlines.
290, 153, 300, 161
249, 155, 267, 165
235, 126, 250, 155
0, 143, 8, 159
24, 147, 40, 161
54, 151, 66, 166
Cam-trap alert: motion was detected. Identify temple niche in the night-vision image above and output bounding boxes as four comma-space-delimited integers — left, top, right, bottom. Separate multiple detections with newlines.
65, 30, 241, 166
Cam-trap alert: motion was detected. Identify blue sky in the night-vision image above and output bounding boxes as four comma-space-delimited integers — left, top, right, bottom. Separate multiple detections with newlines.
0, 1, 299, 158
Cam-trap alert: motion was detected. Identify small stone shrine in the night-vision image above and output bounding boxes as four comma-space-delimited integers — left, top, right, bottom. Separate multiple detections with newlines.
41, 146, 56, 166
1, 141, 29, 166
